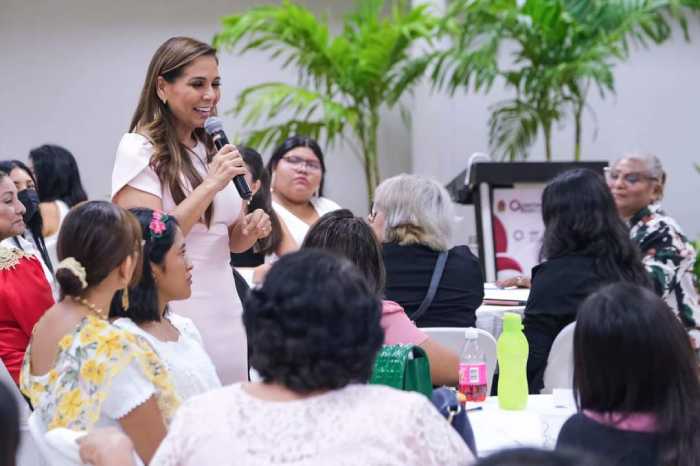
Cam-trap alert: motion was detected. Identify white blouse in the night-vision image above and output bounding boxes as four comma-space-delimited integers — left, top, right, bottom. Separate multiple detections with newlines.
113, 313, 221, 401
272, 197, 341, 248
151, 383, 474, 466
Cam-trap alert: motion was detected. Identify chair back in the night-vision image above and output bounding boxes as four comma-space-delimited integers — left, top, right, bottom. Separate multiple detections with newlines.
542, 322, 576, 393
422, 327, 497, 393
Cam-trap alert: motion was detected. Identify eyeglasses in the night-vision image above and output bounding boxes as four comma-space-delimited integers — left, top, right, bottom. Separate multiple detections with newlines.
604, 167, 657, 185
282, 155, 322, 172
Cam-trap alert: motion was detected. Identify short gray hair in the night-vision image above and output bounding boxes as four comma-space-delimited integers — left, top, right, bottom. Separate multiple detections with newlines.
613, 152, 666, 199
373, 174, 454, 251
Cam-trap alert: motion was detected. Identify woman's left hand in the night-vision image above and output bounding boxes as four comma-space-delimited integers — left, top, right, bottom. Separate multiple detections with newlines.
241, 209, 272, 239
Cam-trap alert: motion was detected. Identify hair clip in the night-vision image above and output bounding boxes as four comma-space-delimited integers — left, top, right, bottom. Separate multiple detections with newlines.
56, 257, 88, 289
149, 210, 169, 239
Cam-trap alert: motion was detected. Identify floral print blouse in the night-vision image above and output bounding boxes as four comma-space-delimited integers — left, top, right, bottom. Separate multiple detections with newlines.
20, 314, 180, 431
629, 204, 700, 328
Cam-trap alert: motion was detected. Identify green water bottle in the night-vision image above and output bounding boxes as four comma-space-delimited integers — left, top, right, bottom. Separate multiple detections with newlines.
497, 312, 529, 410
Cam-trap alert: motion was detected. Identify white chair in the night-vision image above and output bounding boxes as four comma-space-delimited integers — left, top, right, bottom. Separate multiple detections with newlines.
542, 322, 576, 394
422, 327, 498, 394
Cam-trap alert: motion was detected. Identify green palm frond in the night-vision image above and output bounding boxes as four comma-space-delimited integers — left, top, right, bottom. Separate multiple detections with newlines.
488, 99, 541, 161
215, 0, 437, 205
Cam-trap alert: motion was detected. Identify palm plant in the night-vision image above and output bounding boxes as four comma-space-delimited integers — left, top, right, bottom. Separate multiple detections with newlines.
432, 0, 698, 161
213, 0, 437, 205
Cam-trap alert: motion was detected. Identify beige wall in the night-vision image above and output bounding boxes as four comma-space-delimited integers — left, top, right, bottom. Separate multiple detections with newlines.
1, 0, 698, 240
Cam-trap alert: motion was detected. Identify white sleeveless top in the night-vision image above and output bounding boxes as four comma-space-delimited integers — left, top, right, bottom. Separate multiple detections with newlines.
44, 199, 69, 268
272, 197, 341, 248
113, 314, 221, 401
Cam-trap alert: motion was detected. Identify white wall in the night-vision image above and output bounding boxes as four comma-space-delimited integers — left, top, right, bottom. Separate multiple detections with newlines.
1, 0, 698, 239
412, 14, 700, 241
0, 0, 411, 215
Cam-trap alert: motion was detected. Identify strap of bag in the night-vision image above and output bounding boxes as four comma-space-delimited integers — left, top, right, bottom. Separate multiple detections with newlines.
411, 251, 449, 322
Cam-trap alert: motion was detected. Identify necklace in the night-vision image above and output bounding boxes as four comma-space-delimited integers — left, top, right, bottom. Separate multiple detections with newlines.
72, 296, 107, 320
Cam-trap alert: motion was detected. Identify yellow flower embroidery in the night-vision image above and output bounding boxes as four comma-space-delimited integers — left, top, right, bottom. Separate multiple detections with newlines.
96, 333, 123, 359
79, 326, 98, 345
57, 389, 84, 423
58, 334, 73, 351
80, 360, 106, 385
48, 370, 59, 385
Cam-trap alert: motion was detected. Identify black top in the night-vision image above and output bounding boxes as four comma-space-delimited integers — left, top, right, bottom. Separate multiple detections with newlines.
230, 248, 265, 268
525, 255, 608, 318
383, 243, 483, 328
523, 255, 610, 393
556, 413, 660, 466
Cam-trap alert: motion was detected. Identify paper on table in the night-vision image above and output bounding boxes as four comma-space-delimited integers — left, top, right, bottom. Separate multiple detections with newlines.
483, 286, 530, 305
469, 407, 544, 455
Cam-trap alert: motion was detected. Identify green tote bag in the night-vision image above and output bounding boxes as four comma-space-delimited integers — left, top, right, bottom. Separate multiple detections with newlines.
369, 344, 433, 398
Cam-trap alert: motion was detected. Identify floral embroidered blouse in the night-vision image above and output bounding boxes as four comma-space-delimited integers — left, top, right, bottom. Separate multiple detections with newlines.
20, 314, 180, 431
629, 204, 700, 328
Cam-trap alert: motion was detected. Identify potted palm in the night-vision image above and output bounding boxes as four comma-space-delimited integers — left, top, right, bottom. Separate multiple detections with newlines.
213, 0, 437, 206
431, 0, 697, 161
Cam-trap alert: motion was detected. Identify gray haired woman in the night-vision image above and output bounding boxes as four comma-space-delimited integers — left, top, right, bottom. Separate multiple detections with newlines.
369, 174, 484, 327
606, 153, 700, 328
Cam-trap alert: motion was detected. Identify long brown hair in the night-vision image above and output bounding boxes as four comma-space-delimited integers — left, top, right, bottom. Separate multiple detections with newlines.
130, 37, 218, 226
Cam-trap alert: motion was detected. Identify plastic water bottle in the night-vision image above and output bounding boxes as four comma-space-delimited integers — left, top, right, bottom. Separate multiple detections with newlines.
458, 328, 488, 402
497, 312, 529, 410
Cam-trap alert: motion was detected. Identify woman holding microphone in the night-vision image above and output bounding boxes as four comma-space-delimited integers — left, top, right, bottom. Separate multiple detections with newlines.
112, 36, 270, 384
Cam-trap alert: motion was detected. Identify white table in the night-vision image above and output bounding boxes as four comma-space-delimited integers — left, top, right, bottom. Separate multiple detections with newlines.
475, 305, 525, 338
467, 391, 576, 457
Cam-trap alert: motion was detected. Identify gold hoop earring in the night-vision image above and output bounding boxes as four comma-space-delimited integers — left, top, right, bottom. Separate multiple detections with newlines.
121, 288, 130, 311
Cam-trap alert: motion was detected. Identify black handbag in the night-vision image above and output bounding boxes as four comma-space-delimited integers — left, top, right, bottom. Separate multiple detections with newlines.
431, 387, 477, 456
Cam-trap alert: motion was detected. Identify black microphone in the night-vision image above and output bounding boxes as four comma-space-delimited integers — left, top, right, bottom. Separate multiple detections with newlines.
204, 117, 252, 201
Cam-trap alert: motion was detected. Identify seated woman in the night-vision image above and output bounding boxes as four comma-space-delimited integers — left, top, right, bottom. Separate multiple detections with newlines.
523, 169, 650, 393
0, 160, 54, 282
606, 153, 700, 328
302, 209, 460, 386
110, 208, 221, 401
28, 144, 88, 267
370, 174, 483, 328
267, 136, 340, 256
149, 250, 473, 465
0, 170, 54, 384
20, 201, 179, 464
556, 283, 700, 466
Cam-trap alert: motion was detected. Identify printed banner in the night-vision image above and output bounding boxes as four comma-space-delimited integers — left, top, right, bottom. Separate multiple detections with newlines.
492, 185, 545, 280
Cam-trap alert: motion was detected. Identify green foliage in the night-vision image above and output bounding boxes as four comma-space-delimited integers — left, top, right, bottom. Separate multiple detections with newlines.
214, 0, 437, 204
435, 0, 698, 161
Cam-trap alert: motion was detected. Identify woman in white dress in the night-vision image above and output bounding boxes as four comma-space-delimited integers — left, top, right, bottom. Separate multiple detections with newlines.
149, 249, 473, 466
29, 144, 88, 267
111, 37, 271, 384
110, 208, 221, 400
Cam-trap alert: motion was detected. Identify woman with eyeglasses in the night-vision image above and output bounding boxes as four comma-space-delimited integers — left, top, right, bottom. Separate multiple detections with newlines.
606, 153, 699, 329
265, 136, 340, 258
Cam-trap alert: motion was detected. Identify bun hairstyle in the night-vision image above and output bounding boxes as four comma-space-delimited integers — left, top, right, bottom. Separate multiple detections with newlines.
109, 208, 179, 323
55, 201, 143, 298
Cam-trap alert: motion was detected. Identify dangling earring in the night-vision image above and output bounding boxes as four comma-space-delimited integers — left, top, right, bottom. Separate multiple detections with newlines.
270, 171, 276, 193
121, 288, 130, 311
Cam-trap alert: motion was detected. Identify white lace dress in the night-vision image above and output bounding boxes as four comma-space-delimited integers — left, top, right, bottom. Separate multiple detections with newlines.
151, 383, 474, 466
113, 314, 221, 401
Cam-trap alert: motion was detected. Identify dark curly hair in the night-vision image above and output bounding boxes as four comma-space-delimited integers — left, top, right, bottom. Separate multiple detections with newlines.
540, 169, 650, 286
109, 208, 179, 323
244, 249, 383, 393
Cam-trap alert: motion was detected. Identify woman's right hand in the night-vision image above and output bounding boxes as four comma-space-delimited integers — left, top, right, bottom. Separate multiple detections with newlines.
206, 144, 248, 192
496, 276, 531, 289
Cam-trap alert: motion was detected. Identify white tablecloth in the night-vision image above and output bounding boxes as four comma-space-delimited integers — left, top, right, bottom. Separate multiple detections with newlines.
467, 391, 576, 457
